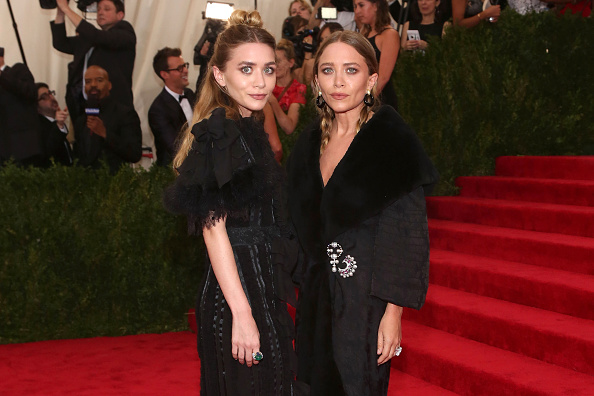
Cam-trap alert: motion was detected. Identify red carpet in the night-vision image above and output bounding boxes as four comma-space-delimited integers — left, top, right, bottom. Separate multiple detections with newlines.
393, 156, 594, 395
2, 156, 594, 395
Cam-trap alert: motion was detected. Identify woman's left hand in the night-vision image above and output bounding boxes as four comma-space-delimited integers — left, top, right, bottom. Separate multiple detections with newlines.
377, 304, 403, 365
418, 40, 429, 50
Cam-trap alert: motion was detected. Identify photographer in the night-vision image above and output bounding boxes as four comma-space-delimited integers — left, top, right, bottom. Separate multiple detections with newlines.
0, 49, 45, 167
299, 22, 343, 87
50, 0, 136, 118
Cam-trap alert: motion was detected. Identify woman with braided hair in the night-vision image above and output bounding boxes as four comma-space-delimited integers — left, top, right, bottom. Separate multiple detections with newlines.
286, 30, 438, 395
164, 9, 304, 395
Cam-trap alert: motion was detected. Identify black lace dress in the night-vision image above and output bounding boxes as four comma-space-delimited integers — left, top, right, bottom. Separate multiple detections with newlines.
164, 108, 303, 396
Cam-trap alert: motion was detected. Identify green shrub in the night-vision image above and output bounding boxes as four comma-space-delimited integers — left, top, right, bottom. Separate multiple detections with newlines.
396, 10, 594, 194
0, 163, 203, 343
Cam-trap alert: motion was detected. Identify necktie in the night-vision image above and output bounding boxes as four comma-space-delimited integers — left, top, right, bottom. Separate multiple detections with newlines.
179, 94, 187, 103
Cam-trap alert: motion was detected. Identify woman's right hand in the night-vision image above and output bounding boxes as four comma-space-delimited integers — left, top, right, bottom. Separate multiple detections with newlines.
404, 40, 420, 51
231, 310, 261, 367
483, 5, 501, 21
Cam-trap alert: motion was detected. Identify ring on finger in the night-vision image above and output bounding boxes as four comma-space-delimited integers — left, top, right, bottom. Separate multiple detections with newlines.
394, 346, 403, 357
252, 351, 264, 361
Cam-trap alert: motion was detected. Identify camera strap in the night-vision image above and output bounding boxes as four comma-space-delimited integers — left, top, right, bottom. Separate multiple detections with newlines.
276, 83, 291, 102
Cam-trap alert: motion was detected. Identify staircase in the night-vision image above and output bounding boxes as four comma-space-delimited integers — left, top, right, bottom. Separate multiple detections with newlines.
391, 156, 594, 395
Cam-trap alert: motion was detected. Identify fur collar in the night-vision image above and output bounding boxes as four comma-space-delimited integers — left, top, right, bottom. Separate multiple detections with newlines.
287, 105, 438, 247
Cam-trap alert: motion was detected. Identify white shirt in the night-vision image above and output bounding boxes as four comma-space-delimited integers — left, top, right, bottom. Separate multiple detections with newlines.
165, 85, 193, 124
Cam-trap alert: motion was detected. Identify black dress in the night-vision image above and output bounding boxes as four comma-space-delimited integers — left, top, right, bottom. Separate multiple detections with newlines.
164, 108, 302, 396
408, 20, 445, 41
367, 34, 399, 110
287, 106, 439, 396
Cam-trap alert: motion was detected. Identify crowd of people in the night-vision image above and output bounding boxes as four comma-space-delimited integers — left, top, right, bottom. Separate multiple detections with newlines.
1, 0, 589, 169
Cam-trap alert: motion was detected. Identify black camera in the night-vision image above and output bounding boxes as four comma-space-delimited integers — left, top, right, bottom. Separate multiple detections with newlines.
39, 0, 98, 12
39, 0, 58, 9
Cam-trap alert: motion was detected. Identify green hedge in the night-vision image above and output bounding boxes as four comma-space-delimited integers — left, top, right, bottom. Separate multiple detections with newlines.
396, 10, 594, 194
0, 163, 203, 343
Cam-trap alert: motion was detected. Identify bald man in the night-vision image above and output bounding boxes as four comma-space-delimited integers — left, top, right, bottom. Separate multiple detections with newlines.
73, 66, 141, 172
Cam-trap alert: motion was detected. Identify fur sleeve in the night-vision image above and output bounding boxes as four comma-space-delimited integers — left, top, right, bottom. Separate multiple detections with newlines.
370, 187, 430, 310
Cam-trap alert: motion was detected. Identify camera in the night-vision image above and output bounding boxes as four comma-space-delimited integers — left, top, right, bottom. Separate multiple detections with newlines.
282, 17, 320, 68
39, 0, 98, 12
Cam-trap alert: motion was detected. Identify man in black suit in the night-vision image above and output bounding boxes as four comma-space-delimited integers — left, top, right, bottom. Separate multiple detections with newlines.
148, 47, 196, 167
36, 83, 73, 166
73, 65, 141, 173
50, 0, 136, 118
0, 54, 45, 167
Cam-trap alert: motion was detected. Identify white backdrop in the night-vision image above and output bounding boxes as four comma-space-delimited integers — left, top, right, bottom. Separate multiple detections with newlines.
0, 0, 289, 159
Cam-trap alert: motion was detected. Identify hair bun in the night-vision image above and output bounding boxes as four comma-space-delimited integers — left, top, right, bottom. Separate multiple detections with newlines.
227, 10, 264, 29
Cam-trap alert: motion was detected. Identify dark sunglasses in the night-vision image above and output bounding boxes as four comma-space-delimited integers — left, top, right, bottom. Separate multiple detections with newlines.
166, 62, 189, 73
38, 90, 56, 101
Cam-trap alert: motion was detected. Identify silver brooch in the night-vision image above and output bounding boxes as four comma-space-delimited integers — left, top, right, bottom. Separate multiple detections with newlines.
326, 242, 357, 278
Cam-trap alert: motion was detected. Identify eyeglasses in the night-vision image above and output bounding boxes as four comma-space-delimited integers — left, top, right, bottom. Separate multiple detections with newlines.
38, 90, 56, 101
166, 62, 190, 73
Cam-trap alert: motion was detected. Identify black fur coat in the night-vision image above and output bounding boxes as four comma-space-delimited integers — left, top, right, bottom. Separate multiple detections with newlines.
286, 105, 438, 395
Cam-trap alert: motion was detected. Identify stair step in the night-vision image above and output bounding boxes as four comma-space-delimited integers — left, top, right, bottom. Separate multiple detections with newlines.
429, 219, 594, 275
429, 249, 594, 321
496, 156, 594, 181
389, 369, 460, 395
426, 196, 594, 238
393, 320, 594, 396
405, 285, 594, 376
456, 176, 594, 206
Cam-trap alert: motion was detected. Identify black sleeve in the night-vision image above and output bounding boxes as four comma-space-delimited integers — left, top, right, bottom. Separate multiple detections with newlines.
0, 64, 37, 102
50, 21, 76, 55
148, 99, 181, 159
162, 108, 259, 234
76, 20, 136, 50
370, 186, 430, 310
104, 106, 142, 163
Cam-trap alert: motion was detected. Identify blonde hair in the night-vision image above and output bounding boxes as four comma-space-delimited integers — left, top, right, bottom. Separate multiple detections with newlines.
173, 10, 276, 169
288, 0, 313, 16
277, 38, 296, 61
313, 31, 379, 156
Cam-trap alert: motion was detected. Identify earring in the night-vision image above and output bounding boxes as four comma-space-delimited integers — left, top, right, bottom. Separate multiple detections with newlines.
364, 90, 375, 106
316, 91, 326, 109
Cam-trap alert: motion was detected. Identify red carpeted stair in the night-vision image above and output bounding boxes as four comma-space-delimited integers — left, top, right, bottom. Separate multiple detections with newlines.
392, 156, 594, 395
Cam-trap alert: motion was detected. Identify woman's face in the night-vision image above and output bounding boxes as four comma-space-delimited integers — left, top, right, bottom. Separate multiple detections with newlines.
353, 0, 377, 26
315, 42, 377, 115
290, 1, 312, 20
418, 0, 439, 16
213, 43, 276, 117
319, 27, 333, 44
275, 49, 294, 80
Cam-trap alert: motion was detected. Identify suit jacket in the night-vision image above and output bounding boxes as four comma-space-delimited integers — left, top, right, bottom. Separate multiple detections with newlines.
73, 95, 142, 172
0, 63, 44, 164
50, 19, 136, 117
148, 87, 196, 166
38, 115, 73, 166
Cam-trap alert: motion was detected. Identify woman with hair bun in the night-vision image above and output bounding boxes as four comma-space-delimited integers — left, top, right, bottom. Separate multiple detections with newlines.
164, 9, 303, 395
287, 30, 438, 395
